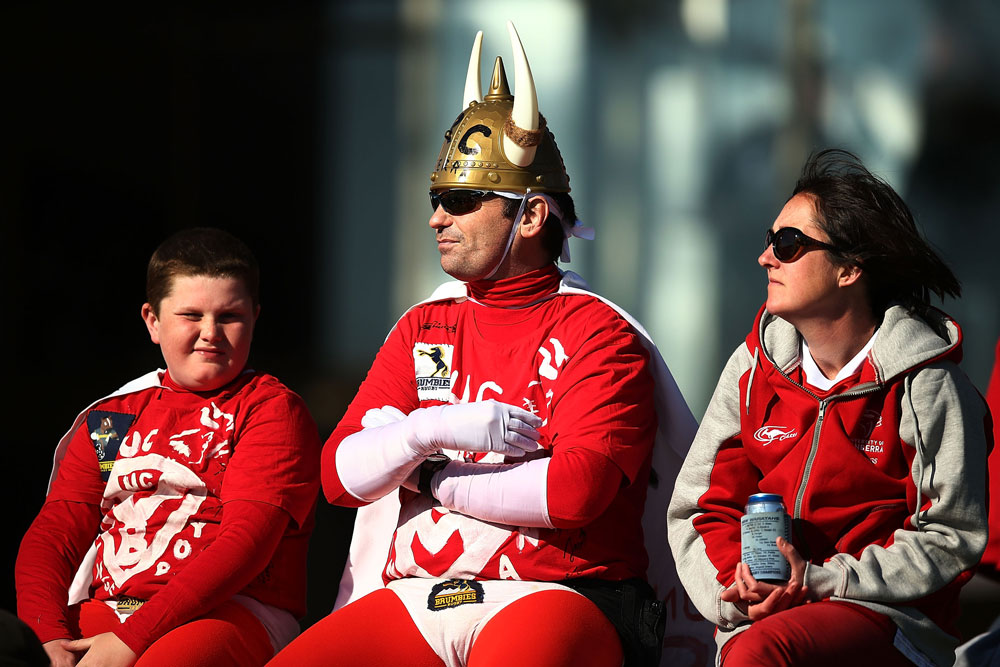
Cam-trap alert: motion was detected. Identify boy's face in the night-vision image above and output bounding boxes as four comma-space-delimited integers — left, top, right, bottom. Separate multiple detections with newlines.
141, 274, 259, 392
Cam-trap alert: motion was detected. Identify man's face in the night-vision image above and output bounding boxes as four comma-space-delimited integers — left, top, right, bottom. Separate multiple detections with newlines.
142, 274, 259, 391
429, 192, 517, 281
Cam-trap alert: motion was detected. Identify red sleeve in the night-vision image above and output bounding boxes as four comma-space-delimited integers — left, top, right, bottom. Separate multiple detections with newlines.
989, 337, 1000, 445
546, 449, 622, 528
221, 389, 321, 529
688, 361, 763, 586
979, 336, 1000, 574
113, 499, 289, 655
15, 500, 101, 643
17, 414, 107, 643
322, 317, 421, 506
548, 305, 656, 476
690, 435, 762, 586
47, 414, 108, 504
542, 304, 655, 525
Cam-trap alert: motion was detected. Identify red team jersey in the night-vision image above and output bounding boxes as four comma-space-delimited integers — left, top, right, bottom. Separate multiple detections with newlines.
20, 370, 320, 645
325, 266, 657, 584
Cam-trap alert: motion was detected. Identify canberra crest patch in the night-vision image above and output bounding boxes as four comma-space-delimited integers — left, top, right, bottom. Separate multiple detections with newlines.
414, 342, 454, 401
427, 578, 485, 611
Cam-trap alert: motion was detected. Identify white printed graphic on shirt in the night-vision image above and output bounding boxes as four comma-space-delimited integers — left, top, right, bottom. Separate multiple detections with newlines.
388, 499, 531, 580
537, 338, 567, 380
97, 454, 207, 590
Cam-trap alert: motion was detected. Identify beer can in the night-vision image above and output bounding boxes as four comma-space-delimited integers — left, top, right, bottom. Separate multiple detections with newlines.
740, 493, 791, 582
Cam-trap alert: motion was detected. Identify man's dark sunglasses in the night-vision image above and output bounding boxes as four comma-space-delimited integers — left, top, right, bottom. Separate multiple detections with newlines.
429, 189, 498, 216
765, 227, 839, 262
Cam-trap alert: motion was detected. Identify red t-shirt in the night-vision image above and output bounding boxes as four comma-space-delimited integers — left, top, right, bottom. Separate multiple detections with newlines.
18, 371, 320, 648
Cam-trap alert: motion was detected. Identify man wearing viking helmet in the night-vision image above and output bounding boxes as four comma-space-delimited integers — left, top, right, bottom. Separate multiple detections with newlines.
269, 23, 703, 667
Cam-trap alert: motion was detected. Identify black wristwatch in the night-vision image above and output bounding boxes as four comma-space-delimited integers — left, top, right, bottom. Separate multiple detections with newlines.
418, 453, 451, 501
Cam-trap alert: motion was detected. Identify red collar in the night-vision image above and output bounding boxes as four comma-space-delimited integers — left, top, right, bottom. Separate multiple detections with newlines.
466, 265, 561, 307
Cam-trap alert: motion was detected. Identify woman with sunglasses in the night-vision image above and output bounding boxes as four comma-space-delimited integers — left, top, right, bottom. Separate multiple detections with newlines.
667, 149, 989, 666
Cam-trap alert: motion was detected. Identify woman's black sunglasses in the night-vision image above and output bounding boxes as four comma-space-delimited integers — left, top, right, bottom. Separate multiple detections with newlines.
429, 189, 498, 216
765, 227, 839, 263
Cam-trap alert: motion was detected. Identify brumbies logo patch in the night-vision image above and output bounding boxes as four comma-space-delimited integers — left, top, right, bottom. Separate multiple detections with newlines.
115, 595, 146, 614
87, 411, 136, 480
414, 343, 454, 401
427, 579, 485, 611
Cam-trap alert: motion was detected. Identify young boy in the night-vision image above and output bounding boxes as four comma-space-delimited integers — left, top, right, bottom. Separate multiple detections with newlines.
15, 228, 321, 667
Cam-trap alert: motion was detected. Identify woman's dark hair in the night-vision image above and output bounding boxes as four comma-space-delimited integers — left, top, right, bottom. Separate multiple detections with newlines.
501, 192, 576, 263
146, 227, 260, 313
792, 149, 960, 318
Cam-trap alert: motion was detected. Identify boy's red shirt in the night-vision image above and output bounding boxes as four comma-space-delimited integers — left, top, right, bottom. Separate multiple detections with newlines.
16, 371, 320, 653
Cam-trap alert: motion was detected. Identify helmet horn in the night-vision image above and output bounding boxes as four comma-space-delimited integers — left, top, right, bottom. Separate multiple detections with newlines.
503, 21, 539, 167
463, 31, 484, 108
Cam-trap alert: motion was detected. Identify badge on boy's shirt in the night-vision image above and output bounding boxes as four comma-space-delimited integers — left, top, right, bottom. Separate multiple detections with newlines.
87, 411, 136, 480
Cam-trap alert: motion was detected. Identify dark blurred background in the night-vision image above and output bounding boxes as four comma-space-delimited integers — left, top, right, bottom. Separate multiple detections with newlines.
1, 2, 355, 628
4, 0, 999, 642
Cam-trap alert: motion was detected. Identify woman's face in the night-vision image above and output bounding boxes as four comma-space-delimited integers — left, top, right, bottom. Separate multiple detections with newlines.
758, 193, 855, 325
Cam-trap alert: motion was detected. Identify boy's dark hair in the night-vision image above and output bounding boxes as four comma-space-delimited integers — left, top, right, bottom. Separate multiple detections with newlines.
146, 227, 260, 313
500, 192, 576, 263
791, 148, 960, 318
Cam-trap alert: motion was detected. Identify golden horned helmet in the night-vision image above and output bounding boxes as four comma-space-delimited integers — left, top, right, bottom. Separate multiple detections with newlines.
429, 22, 570, 194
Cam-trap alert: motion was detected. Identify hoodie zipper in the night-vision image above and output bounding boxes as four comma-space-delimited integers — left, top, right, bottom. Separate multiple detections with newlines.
771, 364, 883, 555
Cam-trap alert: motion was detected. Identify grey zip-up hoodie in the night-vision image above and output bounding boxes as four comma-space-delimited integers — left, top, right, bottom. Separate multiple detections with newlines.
668, 304, 990, 666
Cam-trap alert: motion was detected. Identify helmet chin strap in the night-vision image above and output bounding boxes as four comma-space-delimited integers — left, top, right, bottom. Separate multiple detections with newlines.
481, 188, 595, 279
484, 188, 532, 280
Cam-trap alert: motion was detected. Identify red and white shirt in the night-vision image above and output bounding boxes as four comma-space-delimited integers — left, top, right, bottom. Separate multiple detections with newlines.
324, 265, 658, 583
18, 371, 320, 648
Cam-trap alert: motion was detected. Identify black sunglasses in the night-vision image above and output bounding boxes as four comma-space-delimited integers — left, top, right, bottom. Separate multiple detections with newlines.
765, 227, 839, 262
429, 190, 498, 216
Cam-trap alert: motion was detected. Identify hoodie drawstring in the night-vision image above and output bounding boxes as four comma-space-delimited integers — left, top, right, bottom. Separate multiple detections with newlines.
904, 373, 926, 531
746, 346, 759, 416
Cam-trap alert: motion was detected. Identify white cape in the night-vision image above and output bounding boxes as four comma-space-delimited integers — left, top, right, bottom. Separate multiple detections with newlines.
47, 369, 166, 604
333, 272, 715, 666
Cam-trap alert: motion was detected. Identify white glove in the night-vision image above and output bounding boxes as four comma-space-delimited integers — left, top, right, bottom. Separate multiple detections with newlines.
406, 400, 542, 457
432, 457, 555, 528
336, 400, 542, 502
361, 405, 407, 428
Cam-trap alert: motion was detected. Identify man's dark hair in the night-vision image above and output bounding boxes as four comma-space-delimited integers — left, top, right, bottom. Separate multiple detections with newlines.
501, 192, 576, 263
792, 149, 960, 318
146, 227, 260, 313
